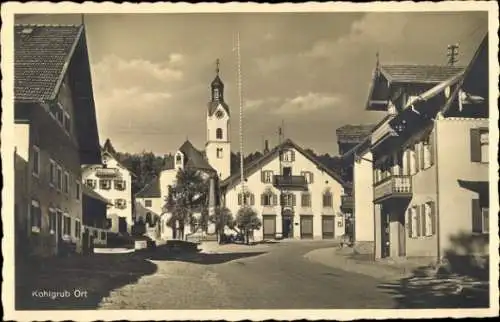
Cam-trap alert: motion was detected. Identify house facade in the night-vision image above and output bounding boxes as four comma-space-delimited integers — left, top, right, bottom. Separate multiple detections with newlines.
340, 137, 375, 246
81, 139, 134, 234
221, 139, 347, 241
14, 24, 102, 257
363, 34, 489, 260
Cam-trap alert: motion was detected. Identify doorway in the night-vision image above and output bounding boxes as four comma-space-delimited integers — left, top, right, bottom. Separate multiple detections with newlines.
282, 214, 294, 238
381, 212, 390, 258
322, 216, 335, 239
300, 215, 314, 239
283, 167, 292, 177
263, 215, 276, 240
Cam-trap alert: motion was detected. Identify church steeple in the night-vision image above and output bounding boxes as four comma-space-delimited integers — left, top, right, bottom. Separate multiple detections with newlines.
211, 58, 224, 103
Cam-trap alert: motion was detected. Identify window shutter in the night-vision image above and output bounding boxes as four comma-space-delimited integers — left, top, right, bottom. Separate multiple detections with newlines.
272, 194, 278, 206
238, 193, 242, 206
292, 194, 296, 206
261, 171, 265, 183
419, 143, 425, 170
310, 172, 314, 183
421, 204, 427, 236
470, 129, 481, 162
291, 150, 295, 161
250, 193, 255, 206
472, 198, 481, 233
405, 150, 411, 176
414, 145, 420, 172
407, 208, 413, 238
429, 133, 435, 166
415, 205, 421, 237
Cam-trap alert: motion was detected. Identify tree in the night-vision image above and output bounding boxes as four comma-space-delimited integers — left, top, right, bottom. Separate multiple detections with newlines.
209, 206, 235, 244
235, 206, 262, 245
163, 168, 209, 240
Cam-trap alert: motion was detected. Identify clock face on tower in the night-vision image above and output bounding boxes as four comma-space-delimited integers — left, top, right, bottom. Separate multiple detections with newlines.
215, 110, 224, 119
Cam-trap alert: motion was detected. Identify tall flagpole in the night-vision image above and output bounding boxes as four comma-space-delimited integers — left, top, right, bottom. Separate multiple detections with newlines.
236, 32, 245, 199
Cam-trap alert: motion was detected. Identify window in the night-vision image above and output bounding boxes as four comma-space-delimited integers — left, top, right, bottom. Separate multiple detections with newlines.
261, 192, 276, 206
145, 199, 152, 207
100, 179, 112, 190
281, 193, 295, 207
408, 145, 418, 175
238, 192, 255, 206
48, 208, 56, 234
86, 179, 96, 188
100, 231, 106, 240
49, 160, 56, 186
63, 171, 70, 194
214, 88, 220, 100
261, 170, 273, 183
30, 200, 41, 233
216, 148, 223, 159
74, 220, 81, 239
93, 230, 98, 238
63, 215, 71, 236
470, 128, 488, 163
472, 199, 489, 233
63, 112, 71, 133
216, 128, 223, 140
56, 103, 64, 124
115, 198, 127, 209
32, 145, 40, 177
76, 182, 81, 200
176, 154, 182, 165
106, 219, 112, 229
301, 171, 314, 184
301, 193, 311, 207
114, 180, 126, 191
281, 149, 295, 162
56, 166, 63, 191
322, 191, 333, 208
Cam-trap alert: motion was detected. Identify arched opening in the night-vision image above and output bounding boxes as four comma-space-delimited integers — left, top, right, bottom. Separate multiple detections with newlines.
216, 128, 223, 139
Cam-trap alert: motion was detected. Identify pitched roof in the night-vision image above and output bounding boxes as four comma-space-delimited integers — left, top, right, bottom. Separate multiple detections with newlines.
135, 201, 161, 219
336, 124, 376, 143
15, 24, 83, 102
178, 140, 215, 172
379, 65, 466, 84
221, 138, 348, 189
135, 176, 161, 198
103, 138, 117, 155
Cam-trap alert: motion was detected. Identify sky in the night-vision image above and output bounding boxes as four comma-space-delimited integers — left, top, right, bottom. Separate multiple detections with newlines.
15, 11, 488, 156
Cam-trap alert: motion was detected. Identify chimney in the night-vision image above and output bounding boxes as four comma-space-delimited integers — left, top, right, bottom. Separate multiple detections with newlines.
263, 139, 270, 154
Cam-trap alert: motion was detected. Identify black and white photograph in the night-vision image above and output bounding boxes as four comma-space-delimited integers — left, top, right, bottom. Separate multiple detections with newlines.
1, 2, 498, 320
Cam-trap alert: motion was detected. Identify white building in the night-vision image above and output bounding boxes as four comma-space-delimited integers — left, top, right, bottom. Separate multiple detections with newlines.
81, 139, 134, 234
221, 139, 348, 241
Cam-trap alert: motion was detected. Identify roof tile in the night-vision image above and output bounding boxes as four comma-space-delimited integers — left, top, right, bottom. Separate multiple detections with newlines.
379, 65, 465, 84
14, 24, 82, 101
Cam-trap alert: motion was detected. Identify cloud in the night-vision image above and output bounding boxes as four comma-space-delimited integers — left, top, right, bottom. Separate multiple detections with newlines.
169, 53, 184, 64
272, 92, 342, 115
92, 54, 184, 93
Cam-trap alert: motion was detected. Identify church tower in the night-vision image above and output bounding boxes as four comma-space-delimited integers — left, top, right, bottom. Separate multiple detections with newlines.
206, 59, 231, 180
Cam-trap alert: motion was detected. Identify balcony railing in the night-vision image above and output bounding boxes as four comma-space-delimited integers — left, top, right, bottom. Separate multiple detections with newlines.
341, 194, 354, 211
373, 175, 412, 203
95, 167, 120, 178
273, 175, 307, 188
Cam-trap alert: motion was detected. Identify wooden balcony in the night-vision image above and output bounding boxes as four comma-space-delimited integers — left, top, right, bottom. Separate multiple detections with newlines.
373, 175, 412, 203
341, 194, 354, 212
273, 175, 307, 189
95, 167, 120, 178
